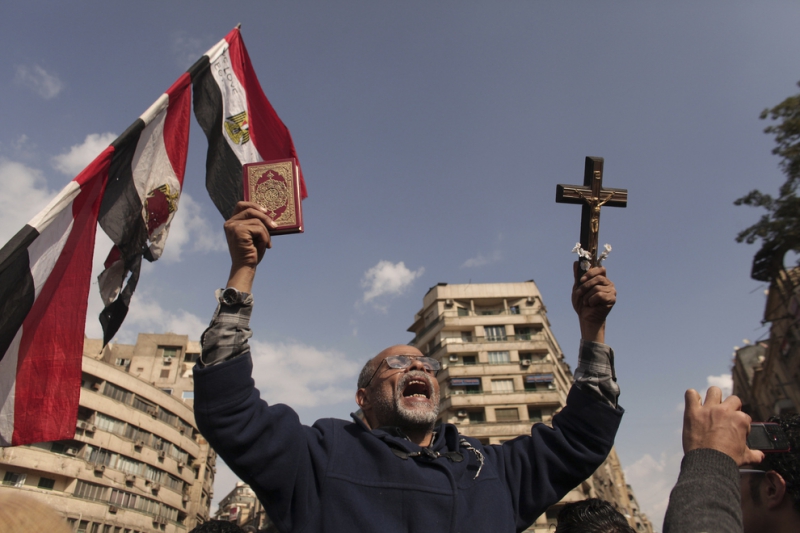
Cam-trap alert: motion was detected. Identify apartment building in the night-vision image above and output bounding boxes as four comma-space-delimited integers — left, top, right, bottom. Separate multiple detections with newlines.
407, 280, 653, 532
0, 334, 214, 533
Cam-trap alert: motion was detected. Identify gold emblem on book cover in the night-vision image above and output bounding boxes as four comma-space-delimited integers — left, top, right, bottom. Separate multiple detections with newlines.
248, 162, 296, 226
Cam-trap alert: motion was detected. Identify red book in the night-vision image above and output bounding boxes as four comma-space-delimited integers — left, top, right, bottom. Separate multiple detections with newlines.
243, 159, 304, 235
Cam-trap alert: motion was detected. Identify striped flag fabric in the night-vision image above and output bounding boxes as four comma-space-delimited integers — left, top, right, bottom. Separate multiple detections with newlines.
0, 75, 192, 446
96, 73, 192, 344
0, 151, 107, 446
190, 26, 307, 220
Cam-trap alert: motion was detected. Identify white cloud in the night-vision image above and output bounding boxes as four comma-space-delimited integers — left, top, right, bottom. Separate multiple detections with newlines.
0, 159, 57, 245
14, 65, 63, 99
86, 285, 207, 345
361, 260, 424, 303
159, 192, 226, 263
172, 32, 209, 69
624, 450, 683, 529
250, 339, 361, 407
705, 373, 733, 398
52, 132, 117, 176
461, 250, 502, 268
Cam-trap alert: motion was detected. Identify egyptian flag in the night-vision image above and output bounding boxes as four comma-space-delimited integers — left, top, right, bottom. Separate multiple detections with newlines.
96, 74, 191, 345
190, 26, 307, 220
0, 76, 191, 447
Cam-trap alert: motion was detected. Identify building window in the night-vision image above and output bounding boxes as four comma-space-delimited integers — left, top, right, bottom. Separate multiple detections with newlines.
75, 480, 107, 501
103, 382, 133, 405
527, 407, 543, 423
485, 326, 507, 341
38, 477, 56, 490
495, 408, 520, 422
514, 327, 532, 340
491, 379, 514, 393
3, 471, 26, 487
525, 373, 555, 391
77, 521, 89, 533
160, 369, 170, 379
461, 331, 474, 342
184, 352, 199, 363
182, 391, 195, 400
457, 307, 469, 316
468, 410, 485, 423
161, 388, 173, 395
462, 355, 477, 365
509, 305, 520, 315
114, 358, 130, 368
488, 351, 510, 364
450, 378, 481, 394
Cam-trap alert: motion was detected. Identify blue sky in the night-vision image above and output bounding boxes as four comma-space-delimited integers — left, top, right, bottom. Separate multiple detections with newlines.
3, 2, 800, 527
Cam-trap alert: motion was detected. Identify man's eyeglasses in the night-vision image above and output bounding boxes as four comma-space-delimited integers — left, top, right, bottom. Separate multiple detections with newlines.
739, 469, 767, 476
363, 355, 441, 388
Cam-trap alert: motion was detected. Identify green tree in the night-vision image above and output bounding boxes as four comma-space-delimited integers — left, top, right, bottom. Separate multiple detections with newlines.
736, 81, 800, 281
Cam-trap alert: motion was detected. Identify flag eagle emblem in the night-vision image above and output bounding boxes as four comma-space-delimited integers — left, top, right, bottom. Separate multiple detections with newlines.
224, 111, 250, 145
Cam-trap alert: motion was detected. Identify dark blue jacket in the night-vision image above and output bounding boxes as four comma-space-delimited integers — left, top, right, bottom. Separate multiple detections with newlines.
194, 353, 623, 533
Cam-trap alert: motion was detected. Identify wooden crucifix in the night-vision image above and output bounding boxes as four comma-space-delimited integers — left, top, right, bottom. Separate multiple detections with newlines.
556, 156, 627, 273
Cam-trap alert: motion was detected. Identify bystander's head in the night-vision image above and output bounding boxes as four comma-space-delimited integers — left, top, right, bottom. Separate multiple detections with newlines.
741, 414, 800, 533
554, 498, 636, 533
0, 492, 72, 533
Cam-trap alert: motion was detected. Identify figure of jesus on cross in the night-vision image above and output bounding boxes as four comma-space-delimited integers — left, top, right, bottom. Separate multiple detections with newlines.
556, 156, 627, 276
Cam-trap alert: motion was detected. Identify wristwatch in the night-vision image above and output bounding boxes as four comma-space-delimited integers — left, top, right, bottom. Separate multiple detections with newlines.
220, 287, 251, 306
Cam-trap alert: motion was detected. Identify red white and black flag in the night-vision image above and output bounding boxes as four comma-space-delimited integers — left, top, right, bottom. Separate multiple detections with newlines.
96, 74, 192, 345
0, 75, 191, 446
190, 26, 307, 220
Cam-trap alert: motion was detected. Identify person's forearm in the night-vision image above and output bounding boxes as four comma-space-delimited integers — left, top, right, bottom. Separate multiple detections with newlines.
227, 265, 256, 293
579, 320, 605, 344
663, 449, 742, 533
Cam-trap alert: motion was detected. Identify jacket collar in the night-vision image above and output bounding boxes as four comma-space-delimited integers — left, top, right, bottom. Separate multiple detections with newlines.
350, 412, 460, 453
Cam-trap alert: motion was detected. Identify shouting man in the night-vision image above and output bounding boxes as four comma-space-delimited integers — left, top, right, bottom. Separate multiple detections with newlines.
194, 202, 623, 532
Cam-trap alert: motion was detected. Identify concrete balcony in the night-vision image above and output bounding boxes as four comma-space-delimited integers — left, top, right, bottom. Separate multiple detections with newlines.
441, 389, 564, 409
439, 361, 556, 380
428, 337, 552, 358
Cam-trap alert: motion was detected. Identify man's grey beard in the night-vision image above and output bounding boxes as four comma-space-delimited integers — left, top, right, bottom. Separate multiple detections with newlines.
372, 371, 440, 431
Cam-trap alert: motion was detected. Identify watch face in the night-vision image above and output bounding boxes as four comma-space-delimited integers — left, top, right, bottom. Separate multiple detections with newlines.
222, 288, 240, 305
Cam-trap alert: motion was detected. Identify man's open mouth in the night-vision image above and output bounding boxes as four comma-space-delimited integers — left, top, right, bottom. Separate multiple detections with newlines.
402, 378, 431, 399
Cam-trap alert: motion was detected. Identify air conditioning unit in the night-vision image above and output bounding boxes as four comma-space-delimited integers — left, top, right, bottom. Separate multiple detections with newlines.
134, 440, 145, 448
179, 426, 186, 435
445, 298, 454, 307
94, 464, 106, 473
158, 450, 167, 459
88, 425, 97, 433
147, 407, 158, 418
91, 382, 102, 391
151, 483, 161, 493
125, 474, 136, 483
449, 355, 459, 362
108, 505, 118, 513
526, 296, 534, 305
65, 447, 78, 456
457, 410, 468, 418
520, 359, 531, 366
453, 390, 465, 395
177, 461, 185, 469
76, 420, 88, 430
182, 494, 190, 503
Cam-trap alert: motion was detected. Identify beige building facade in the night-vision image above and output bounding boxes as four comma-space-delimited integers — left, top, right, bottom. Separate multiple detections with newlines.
0, 334, 214, 533
407, 280, 654, 532
733, 268, 800, 420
